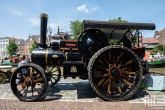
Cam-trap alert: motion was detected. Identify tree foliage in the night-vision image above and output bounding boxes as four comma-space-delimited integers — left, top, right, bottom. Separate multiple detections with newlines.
29, 41, 38, 53
109, 17, 128, 22
6, 40, 18, 57
152, 44, 165, 54
70, 20, 82, 40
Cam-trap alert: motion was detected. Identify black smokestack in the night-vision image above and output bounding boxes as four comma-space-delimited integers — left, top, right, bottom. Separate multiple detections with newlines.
40, 13, 48, 48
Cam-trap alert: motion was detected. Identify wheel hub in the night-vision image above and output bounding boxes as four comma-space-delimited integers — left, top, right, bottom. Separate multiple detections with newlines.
25, 79, 31, 86
110, 66, 120, 78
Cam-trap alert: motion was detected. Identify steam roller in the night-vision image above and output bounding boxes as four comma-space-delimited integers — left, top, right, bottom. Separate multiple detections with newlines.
10, 13, 155, 101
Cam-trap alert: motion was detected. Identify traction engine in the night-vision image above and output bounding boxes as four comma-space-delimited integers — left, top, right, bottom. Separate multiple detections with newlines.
10, 13, 155, 101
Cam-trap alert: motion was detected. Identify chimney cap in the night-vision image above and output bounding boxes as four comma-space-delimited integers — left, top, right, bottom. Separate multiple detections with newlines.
40, 13, 48, 18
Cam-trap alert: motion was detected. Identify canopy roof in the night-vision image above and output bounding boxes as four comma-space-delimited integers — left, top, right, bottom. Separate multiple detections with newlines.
82, 20, 156, 40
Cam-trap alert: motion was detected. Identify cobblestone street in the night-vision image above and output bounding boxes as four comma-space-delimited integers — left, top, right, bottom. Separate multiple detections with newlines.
0, 77, 165, 110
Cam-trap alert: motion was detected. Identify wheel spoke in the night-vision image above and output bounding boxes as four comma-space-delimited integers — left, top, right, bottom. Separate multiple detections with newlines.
94, 71, 109, 78
103, 57, 110, 65
117, 85, 122, 94
114, 53, 123, 66
51, 70, 58, 73
25, 86, 29, 96
98, 59, 106, 67
98, 77, 106, 86
33, 78, 43, 83
107, 82, 111, 94
123, 79, 132, 86
102, 77, 111, 87
117, 59, 123, 68
31, 86, 34, 97
120, 60, 133, 68
47, 66, 61, 86
50, 66, 55, 72
124, 71, 135, 75
96, 65, 108, 71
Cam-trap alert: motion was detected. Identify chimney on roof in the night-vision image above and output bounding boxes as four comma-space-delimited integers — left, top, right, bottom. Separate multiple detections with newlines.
58, 26, 59, 35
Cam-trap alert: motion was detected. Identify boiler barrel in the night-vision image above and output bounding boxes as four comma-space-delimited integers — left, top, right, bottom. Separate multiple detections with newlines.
31, 48, 64, 65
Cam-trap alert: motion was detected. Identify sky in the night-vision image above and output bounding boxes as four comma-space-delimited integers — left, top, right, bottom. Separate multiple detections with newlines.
0, 0, 165, 40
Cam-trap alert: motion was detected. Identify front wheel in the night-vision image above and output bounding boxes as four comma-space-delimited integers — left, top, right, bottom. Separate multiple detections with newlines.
88, 45, 142, 101
10, 63, 48, 102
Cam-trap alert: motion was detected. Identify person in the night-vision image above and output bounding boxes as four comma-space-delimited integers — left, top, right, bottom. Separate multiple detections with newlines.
11, 55, 29, 72
12, 55, 29, 84
18, 55, 29, 66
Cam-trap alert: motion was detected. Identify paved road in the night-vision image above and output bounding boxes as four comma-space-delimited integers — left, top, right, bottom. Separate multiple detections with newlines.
0, 77, 165, 110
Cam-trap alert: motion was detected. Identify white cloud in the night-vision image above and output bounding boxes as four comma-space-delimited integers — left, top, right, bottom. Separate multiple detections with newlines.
77, 4, 89, 13
91, 7, 98, 11
29, 18, 40, 26
5, 6, 23, 16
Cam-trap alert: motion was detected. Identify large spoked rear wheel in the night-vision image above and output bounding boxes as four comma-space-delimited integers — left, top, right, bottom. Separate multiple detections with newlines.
10, 63, 48, 102
88, 45, 142, 101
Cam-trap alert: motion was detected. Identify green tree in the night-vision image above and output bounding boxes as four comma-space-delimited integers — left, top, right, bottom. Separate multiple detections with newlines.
29, 41, 38, 53
6, 40, 18, 57
70, 20, 82, 39
153, 44, 164, 54
151, 44, 165, 55
163, 45, 165, 54
109, 17, 128, 22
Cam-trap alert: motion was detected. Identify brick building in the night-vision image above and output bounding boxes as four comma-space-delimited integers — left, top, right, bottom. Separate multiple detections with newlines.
143, 27, 165, 49
23, 35, 40, 57
153, 28, 165, 45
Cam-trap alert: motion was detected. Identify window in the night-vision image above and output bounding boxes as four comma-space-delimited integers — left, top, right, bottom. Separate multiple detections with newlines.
26, 50, 28, 54
26, 44, 28, 48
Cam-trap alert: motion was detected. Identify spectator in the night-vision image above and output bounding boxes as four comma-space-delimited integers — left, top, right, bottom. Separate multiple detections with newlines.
14, 55, 29, 86
11, 55, 29, 73
18, 55, 29, 66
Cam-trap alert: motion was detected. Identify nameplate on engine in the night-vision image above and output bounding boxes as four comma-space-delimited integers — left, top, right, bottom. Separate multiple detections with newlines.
66, 43, 76, 47
52, 55, 58, 58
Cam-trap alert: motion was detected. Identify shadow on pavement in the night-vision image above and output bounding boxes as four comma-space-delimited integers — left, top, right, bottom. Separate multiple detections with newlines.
39, 81, 98, 101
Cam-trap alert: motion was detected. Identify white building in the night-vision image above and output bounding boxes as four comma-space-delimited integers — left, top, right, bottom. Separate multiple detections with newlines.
0, 37, 10, 59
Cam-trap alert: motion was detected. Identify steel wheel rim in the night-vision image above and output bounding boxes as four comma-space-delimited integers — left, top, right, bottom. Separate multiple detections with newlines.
89, 46, 142, 100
